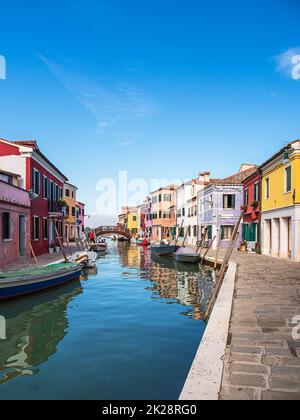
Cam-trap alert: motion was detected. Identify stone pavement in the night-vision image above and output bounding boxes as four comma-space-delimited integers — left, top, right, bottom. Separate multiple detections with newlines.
213, 251, 300, 400
0, 244, 81, 272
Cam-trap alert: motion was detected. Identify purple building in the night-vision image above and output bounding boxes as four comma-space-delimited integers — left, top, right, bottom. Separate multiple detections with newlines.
197, 165, 257, 249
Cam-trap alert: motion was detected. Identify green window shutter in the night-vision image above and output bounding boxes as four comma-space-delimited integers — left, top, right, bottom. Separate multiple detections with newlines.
210, 226, 213, 239
242, 224, 246, 241
250, 223, 256, 242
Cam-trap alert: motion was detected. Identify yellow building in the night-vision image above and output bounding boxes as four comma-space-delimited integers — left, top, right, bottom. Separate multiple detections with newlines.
63, 182, 78, 242
120, 206, 139, 236
261, 140, 300, 261
127, 208, 139, 236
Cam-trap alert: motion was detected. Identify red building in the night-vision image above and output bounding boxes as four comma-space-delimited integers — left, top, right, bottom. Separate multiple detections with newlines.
242, 169, 261, 252
0, 139, 68, 256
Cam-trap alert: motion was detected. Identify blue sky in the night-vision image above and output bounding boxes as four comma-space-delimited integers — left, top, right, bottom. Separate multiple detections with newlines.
0, 0, 299, 224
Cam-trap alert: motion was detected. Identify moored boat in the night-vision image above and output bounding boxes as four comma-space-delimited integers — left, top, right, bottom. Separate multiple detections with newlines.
174, 247, 200, 264
0, 263, 82, 301
151, 243, 180, 257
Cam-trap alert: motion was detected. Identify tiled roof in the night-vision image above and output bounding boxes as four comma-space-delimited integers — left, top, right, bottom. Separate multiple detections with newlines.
209, 167, 258, 186
10, 140, 39, 150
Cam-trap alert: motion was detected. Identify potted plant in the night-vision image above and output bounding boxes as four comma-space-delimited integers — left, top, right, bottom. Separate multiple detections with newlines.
55, 240, 61, 253
57, 198, 68, 207
49, 242, 55, 254
251, 200, 259, 208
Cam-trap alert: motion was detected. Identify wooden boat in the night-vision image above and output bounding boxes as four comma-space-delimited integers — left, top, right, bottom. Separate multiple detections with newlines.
71, 252, 98, 268
174, 247, 200, 264
150, 243, 180, 257
90, 241, 108, 252
0, 263, 82, 301
118, 237, 130, 242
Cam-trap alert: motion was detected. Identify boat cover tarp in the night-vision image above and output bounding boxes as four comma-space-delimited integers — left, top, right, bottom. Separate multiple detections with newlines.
0, 263, 78, 279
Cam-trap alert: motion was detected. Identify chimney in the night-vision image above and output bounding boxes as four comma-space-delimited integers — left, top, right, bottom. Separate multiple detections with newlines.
198, 171, 211, 184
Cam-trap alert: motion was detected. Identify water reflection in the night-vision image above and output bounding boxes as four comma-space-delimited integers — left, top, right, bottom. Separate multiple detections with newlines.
0, 243, 214, 396
0, 281, 82, 385
118, 244, 215, 321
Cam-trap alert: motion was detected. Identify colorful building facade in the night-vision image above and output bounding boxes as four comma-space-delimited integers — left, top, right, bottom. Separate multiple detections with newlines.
242, 169, 261, 252
176, 172, 210, 246
260, 140, 300, 261
198, 166, 256, 250
151, 185, 177, 242
0, 139, 68, 256
144, 196, 152, 239
76, 201, 85, 238
0, 171, 31, 267
63, 182, 78, 242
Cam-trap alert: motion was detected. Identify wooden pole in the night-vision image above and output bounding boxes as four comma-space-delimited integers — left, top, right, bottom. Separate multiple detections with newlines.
29, 242, 39, 266
214, 229, 222, 269
175, 220, 184, 246
55, 226, 68, 263
204, 211, 244, 321
198, 227, 209, 255
181, 225, 190, 247
203, 235, 216, 261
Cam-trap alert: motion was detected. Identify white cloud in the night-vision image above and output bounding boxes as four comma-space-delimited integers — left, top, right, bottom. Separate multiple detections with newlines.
274, 47, 300, 80
39, 55, 158, 131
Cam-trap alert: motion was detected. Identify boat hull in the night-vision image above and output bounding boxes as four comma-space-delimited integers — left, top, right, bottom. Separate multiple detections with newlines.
174, 254, 200, 264
0, 266, 82, 301
151, 245, 180, 256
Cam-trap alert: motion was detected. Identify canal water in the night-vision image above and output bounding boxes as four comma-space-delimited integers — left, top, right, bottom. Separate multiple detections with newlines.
0, 242, 215, 400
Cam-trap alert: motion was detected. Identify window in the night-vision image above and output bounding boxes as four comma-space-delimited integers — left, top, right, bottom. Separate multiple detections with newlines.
265, 178, 270, 199
206, 225, 212, 240
223, 194, 236, 209
66, 206, 70, 216
254, 183, 260, 202
221, 225, 234, 240
193, 225, 197, 237
2, 212, 11, 240
33, 216, 40, 241
43, 218, 48, 240
285, 166, 292, 193
72, 207, 76, 217
159, 195, 162, 202
43, 176, 48, 199
159, 211, 162, 219
163, 194, 171, 202
244, 189, 249, 206
33, 169, 40, 195
72, 191, 74, 199
65, 189, 70, 197
182, 208, 185, 217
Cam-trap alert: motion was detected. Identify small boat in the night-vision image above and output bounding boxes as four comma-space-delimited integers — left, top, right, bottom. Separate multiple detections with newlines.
151, 243, 180, 257
174, 247, 200, 264
0, 263, 82, 301
118, 237, 130, 242
71, 252, 98, 268
91, 240, 108, 252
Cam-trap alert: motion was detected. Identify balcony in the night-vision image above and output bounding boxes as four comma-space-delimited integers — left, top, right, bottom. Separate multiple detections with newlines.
48, 200, 64, 218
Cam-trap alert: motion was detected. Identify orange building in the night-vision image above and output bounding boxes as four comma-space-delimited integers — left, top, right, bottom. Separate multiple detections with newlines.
151, 184, 178, 242
63, 182, 78, 242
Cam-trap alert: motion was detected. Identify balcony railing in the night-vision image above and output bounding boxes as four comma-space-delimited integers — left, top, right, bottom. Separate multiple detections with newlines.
48, 200, 64, 215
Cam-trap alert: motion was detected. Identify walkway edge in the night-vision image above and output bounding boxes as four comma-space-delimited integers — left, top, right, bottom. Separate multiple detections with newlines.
179, 262, 237, 401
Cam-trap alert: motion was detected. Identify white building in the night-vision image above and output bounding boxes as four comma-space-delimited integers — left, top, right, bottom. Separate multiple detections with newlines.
176, 172, 211, 246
